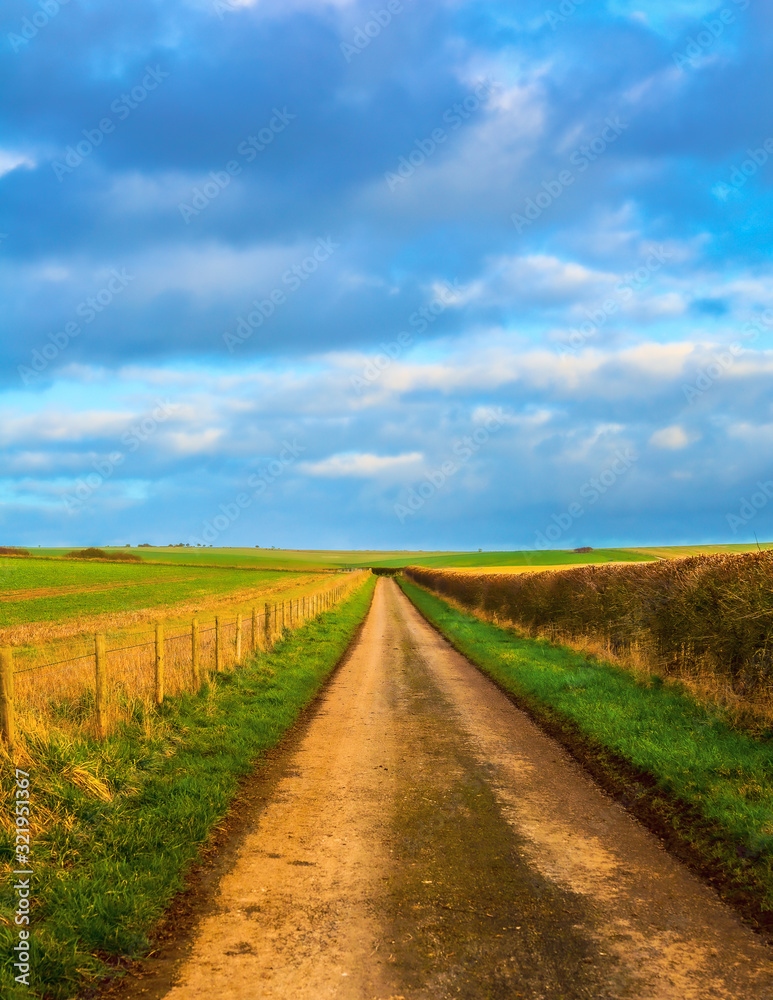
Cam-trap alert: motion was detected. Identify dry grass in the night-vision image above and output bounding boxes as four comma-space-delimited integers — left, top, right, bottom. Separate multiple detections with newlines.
9, 572, 368, 739
448, 561, 646, 575
552, 628, 773, 732
406, 559, 773, 734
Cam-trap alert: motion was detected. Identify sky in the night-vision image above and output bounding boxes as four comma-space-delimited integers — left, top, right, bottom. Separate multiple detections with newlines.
1, 0, 772, 551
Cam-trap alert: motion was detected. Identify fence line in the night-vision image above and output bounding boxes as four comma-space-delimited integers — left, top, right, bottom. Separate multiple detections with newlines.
1, 572, 367, 744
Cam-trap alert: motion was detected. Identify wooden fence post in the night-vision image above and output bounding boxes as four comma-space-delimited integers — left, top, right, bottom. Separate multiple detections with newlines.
251, 607, 257, 653
235, 613, 242, 665
264, 603, 271, 649
95, 634, 107, 739
0, 648, 15, 751
155, 624, 165, 706
192, 619, 200, 691
215, 617, 223, 672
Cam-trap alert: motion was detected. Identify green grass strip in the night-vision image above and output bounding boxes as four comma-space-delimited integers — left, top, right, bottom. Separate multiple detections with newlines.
399, 578, 773, 929
1, 575, 376, 1000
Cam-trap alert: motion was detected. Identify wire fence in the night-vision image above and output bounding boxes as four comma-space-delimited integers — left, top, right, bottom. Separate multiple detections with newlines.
0, 572, 368, 746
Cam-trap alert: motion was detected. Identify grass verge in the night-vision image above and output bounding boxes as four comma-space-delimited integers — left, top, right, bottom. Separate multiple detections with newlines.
0, 574, 376, 1000
399, 577, 773, 936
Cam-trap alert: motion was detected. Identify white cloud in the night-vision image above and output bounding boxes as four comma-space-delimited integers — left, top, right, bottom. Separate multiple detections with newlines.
300, 451, 423, 478
0, 411, 133, 445
458, 253, 616, 308
649, 425, 693, 450
0, 150, 35, 179
163, 429, 223, 454
360, 73, 546, 220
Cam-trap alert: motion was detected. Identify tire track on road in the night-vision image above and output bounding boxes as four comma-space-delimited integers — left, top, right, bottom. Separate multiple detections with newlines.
155, 578, 772, 999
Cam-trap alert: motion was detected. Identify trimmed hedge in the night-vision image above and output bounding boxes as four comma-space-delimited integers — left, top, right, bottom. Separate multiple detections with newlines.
405, 552, 773, 694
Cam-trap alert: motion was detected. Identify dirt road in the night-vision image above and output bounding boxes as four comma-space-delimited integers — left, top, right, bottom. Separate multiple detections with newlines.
160, 578, 773, 999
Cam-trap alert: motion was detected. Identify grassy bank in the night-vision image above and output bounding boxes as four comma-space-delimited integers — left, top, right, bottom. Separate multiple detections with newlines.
405, 551, 773, 698
0, 574, 376, 1000
399, 578, 773, 934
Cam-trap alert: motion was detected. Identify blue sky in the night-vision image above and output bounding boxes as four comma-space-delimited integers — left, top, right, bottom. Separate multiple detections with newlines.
1, 0, 772, 550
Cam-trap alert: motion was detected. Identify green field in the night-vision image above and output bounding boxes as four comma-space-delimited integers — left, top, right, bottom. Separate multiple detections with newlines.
3, 541, 770, 633
358, 547, 655, 568
0, 557, 327, 632
27, 541, 771, 569
22, 545, 655, 571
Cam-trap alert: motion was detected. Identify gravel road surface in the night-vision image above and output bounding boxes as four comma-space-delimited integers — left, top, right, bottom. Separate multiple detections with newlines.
159, 578, 773, 999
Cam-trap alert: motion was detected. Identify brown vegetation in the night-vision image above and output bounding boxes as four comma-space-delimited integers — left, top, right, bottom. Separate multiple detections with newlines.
405, 552, 773, 724
65, 547, 141, 562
